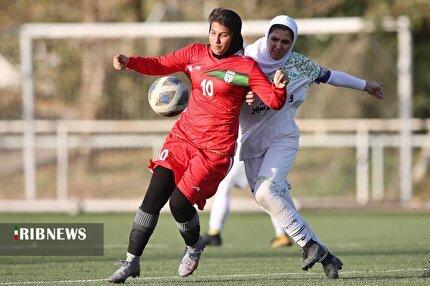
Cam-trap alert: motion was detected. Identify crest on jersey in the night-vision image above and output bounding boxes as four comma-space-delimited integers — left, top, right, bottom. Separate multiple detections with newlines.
205, 70, 249, 87
224, 70, 235, 83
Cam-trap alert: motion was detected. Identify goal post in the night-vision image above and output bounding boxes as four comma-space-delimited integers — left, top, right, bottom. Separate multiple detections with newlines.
19, 17, 412, 204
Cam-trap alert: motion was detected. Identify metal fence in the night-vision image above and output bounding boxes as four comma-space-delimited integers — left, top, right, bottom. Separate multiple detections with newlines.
1, 118, 428, 212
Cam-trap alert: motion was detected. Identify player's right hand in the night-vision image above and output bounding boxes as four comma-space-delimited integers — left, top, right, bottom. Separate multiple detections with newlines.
273, 69, 288, 88
245, 91, 255, 105
113, 54, 129, 70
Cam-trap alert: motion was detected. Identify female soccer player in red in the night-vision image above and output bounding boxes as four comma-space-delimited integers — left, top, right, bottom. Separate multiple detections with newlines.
108, 8, 287, 283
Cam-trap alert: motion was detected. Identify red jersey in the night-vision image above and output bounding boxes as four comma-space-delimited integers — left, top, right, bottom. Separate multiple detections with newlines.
127, 43, 286, 156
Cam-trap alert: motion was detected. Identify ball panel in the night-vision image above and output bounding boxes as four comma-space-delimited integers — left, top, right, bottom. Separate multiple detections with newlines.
155, 91, 175, 105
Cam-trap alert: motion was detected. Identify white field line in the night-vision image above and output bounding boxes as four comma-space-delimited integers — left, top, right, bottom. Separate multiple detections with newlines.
0, 242, 364, 251
214, 242, 366, 249
0, 267, 427, 285
104, 243, 168, 249
0, 244, 168, 251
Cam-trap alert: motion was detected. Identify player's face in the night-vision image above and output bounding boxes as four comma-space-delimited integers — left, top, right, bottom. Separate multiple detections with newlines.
267, 28, 293, 60
209, 22, 233, 56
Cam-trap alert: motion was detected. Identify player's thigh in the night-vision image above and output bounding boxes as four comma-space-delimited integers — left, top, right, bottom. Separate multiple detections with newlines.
223, 157, 245, 185
258, 142, 298, 187
179, 152, 231, 209
243, 156, 264, 190
234, 161, 248, 188
149, 134, 190, 184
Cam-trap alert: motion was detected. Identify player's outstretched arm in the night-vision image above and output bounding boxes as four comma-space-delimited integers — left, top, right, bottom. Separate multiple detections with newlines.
325, 70, 384, 100
364, 81, 384, 99
115, 44, 196, 76
113, 54, 129, 70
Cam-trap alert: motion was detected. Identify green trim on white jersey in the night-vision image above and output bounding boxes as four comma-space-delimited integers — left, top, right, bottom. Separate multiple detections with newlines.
279, 52, 322, 85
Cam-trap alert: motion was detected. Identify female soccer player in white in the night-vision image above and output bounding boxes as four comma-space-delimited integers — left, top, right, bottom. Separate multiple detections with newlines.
204, 15, 383, 279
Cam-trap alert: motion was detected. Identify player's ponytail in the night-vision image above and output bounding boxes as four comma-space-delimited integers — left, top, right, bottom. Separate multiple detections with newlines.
208, 8, 244, 57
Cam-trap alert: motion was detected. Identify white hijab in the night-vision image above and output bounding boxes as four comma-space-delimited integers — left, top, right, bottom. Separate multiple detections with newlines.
244, 15, 298, 75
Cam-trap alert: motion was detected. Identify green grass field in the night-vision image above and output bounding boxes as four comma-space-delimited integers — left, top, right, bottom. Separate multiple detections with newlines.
0, 211, 429, 285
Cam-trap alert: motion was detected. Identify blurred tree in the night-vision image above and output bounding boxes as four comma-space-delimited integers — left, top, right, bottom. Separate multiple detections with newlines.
74, 0, 145, 176
0, 0, 428, 119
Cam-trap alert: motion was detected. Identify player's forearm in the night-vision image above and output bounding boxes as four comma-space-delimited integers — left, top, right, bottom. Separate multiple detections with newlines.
249, 66, 286, 110
250, 84, 286, 110
266, 85, 287, 110
327, 70, 366, 91
127, 56, 183, 76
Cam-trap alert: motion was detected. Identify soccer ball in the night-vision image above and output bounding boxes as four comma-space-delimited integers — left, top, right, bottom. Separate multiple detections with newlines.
148, 76, 189, 117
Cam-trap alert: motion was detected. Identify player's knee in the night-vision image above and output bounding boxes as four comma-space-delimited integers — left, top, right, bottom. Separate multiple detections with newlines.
253, 178, 276, 208
253, 178, 286, 218
169, 188, 196, 223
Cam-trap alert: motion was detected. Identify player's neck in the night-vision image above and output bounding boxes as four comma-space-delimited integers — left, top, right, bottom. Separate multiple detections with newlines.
212, 51, 230, 59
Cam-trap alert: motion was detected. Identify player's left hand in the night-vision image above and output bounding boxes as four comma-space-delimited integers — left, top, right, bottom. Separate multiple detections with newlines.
245, 91, 255, 105
365, 81, 384, 99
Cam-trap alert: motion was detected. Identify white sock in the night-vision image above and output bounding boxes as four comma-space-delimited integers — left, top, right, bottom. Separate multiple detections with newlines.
126, 252, 139, 262
208, 175, 233, 232
275, 209, 313, 247
254, 179, 320, 248
271, 216, 285, 236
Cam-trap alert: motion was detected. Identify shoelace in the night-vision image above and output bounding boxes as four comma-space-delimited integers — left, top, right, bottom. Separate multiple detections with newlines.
182, 255, 195, 267
115, 260, 130, 268
187, 240, 204, 260
188, 248, 203, 260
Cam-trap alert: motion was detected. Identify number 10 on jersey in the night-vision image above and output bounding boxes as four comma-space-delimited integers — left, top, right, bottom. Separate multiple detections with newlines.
200, 79, 214, 97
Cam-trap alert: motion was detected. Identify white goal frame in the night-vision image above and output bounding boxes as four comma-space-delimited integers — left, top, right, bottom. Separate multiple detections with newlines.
19, 17, 412, 204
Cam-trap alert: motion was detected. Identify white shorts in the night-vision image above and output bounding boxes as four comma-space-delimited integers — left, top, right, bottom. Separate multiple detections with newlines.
243, 136, 298, 191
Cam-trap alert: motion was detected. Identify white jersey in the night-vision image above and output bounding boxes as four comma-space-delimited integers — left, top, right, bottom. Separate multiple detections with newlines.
240, 52, 328, 160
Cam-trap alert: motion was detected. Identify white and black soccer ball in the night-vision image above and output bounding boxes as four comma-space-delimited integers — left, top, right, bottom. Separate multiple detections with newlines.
148, 76, 189, 117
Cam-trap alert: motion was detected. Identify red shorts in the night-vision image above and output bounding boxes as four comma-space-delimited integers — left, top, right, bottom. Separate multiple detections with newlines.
148, 133, 233, 210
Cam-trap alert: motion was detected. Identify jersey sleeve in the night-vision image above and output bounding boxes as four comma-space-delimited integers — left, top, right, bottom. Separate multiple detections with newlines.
301, 57, 323, 83
281, 52, 327, 85
126, 44, 196, 76
249, 63, 286, 110
315, 67, 331, 83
